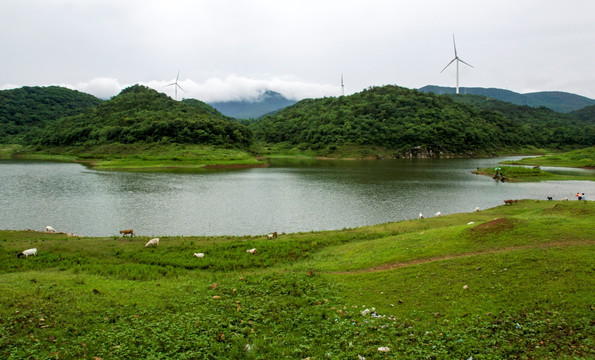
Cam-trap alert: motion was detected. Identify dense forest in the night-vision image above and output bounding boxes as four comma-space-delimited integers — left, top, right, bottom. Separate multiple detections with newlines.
250, 85, 594, 156
1, 84, 593, 158
446, 94, 594, 147
0, 86, 102, 143
33, 85, 252, 148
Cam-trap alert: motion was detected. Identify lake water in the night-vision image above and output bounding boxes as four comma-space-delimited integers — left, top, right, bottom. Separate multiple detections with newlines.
1, 158, 593, 237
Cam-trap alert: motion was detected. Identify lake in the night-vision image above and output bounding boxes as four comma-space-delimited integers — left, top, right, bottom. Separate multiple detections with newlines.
1, 157, 593, 237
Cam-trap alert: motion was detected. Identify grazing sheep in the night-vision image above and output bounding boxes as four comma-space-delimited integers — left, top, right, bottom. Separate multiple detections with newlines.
434, 211, 441, 217
193, 252, 205, 258
267, 231, 278, 239
474, 207, 480, 212
547, 196, 553, 201
419, 213, 424, 219
120, 229, 135, 237
17, 248, 37, 258
45, 226, 56, 233
562, 197, 568, 201
246, 248, 257, 254
145, 238, 159, 247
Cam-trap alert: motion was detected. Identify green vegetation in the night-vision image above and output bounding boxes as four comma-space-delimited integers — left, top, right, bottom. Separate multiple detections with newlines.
250, 86, 594, 158
473, 164, 595, 182
1, 201, 593, 359
501, 146, 595, 169
34, 85, 251, 148
419, 85, 595, 113
0, 86, 102, 144
2, 84, 593, 169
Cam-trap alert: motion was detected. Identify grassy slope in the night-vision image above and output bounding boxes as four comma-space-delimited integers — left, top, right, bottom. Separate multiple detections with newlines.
1, 200, 593, 359
473, 165, 595, 182
501, 146, 595, 169
0, 143, 264, 171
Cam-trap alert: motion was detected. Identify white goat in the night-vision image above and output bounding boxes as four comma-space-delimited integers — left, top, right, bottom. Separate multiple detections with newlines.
193, 252, 205, 258
45, 226, 55, 233
17, 248, 38, 258
246, 248, 257, 254
145, 238, 159, 247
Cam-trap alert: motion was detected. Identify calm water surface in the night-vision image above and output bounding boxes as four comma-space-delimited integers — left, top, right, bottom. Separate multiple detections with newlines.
0, 158, 593, 237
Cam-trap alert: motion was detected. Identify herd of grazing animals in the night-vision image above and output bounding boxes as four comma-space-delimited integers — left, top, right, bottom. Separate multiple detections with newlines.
16, 197, 573, 260
17, 227, 282, 259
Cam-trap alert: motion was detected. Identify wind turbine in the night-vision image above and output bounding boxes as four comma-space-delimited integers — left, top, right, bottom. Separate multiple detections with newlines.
165, 70, 185, 100
440, 34, 473, 94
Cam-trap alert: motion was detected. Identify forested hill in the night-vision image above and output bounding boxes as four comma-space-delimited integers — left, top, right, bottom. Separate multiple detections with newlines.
250, 85, 593, 157
572, 104, 595, 123
419, 85, 595, 113
446, 95, 594, 146
0, 86, 102, 143
34, 85, 252, 148
209, 90, 298, 119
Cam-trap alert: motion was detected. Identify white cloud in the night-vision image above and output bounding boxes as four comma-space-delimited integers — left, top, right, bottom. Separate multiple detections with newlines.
43, 74, 339, 102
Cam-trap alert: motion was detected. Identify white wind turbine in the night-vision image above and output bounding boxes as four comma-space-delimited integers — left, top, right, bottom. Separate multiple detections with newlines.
165, 70, 185, 100
440, 35, 473, 94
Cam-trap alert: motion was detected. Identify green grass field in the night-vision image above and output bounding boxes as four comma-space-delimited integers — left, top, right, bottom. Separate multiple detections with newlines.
1, 200, 593, 359
501, 147, 595, 169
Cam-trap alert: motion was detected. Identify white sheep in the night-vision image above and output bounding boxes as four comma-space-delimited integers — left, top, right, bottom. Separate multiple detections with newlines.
246, 248, 257, 254
45, 226, 55, 233
145, 238, 159, 247
17, 248, 38, 258
474, 207, 480, 212
193, 252, 205, 258
419, 213, 424, 219
434, 211, 441, 217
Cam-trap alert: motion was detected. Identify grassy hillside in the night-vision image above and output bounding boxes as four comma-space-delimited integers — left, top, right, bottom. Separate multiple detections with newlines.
501, 146, 595, 168
1, 201, 593, 359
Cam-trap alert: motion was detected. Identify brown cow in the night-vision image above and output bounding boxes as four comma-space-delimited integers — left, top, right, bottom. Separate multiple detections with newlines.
503, 199, 518, 205
120, 229, 135, 237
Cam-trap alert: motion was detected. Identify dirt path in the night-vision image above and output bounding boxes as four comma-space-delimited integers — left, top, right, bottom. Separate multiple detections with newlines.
333, 240, 595, 274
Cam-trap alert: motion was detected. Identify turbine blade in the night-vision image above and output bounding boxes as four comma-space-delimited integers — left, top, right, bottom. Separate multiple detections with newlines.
177, 84, 185, 92
176, 70, 180, 82
440, 58, 456, 73
459, 58, 474, 68
452, 34, 457, 57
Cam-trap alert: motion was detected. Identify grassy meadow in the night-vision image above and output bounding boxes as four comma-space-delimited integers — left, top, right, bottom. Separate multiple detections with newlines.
501, 147, 595, 169
473, 165, 595, 182
1, 144, 264, 171
1, 200, 593, 359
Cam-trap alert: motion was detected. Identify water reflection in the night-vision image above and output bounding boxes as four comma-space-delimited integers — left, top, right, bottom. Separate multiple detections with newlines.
1, 158, 593, 237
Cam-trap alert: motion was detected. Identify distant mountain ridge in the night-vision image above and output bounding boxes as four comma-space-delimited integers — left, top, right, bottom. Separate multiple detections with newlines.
419, 85, 595, 113
209, 90, 297, 119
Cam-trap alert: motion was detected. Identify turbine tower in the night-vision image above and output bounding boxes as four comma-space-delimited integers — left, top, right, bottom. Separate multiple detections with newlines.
440, 35, 473, 94
165, 70, 185, 100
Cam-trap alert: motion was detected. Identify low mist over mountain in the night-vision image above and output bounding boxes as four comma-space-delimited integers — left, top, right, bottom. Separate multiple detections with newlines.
209, 90, 297, 119
419, 85, 595, 113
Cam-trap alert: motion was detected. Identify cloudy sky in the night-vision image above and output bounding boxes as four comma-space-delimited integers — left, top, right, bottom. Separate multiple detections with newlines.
1, 0, 594, 102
